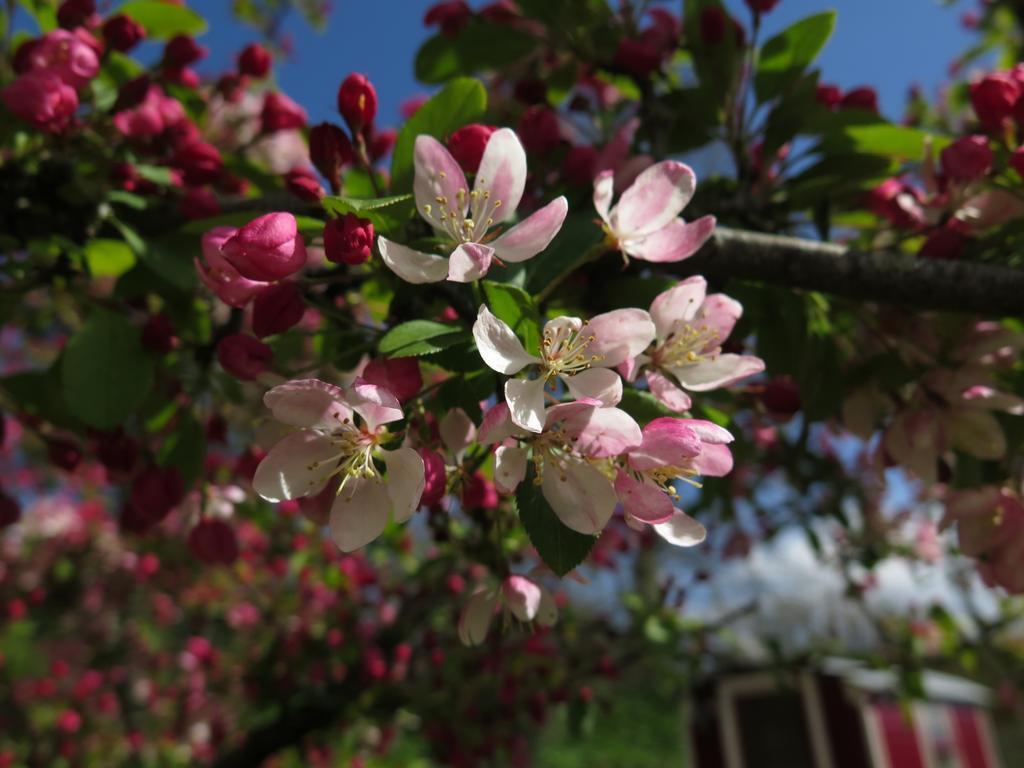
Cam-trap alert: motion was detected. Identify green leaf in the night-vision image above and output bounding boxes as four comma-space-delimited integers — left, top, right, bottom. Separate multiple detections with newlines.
157, 411, 205, 486
434, 370, 496, 422
524, 214, 604, 296
61, 309, 154, 430
137, 233, 197, 294
618, 389, 676, 424
515, 463, 597, 576
83, 238, 136, 278
378, 320, 471, 358
821, 123, 950, 158
755, 11, 836, 101
391, 78, 487, 193
482, 281, 541, 353
0, 367, 78, 429
321, 194, 415, 234
119, 0, 206, 38
415, 20, 536, 84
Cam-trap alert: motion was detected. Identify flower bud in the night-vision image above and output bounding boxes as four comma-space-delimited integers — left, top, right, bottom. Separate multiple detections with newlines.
261, 91, 307, 133
163, 35, 206, 68
323, 214, 374, 266
368, 127, 397, 161
461, 471, 498, 510
517, 106, 561, 156
940, 135, 993, 182
141, 313, 178, 354
424, 1, 472, 36
447, 124, 496, 174
237, 42, 272, 78
0, 490, 20, 529
815, 83, 842, 109
970, 73, 1020, 129
919, 220, 969, 261
217, 334, 273, 380
744, 0, 780, 13
102, 14, 145, 52
129, 466, 185, 527
188, 519, 239, 565
179, 187, 220, 220
613, 38, 663, 76
221, 212, 307, 281
760, 377, 801, 421
1, 71, 78, 133
251, 281, 305, 338
26, 29, 100, 89
196, 226, 270, 307
337, 73, 377, 133
417, 449, 447, 507
361, 357, 422, 402
48, 439, 82, 471
283, 167, 324, 202
172, 140, 223, 186
840, 87, 879, 113
310, 122, 353, 192
57, 0, 96, 29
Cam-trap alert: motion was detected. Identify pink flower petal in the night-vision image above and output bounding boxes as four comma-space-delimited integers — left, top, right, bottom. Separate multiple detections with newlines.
542, 458, 615, 534
505, 377, 547, 433
502, 575, 542, 621
654, 510, 707, 547
329, 477, 391, 551
645, 369, 693, 412
564, 367, 622, 406
612, 160, 696, 237
614, 470, 674, 524
447, 242, 495, 282
593, 170, 614, 223
494, 445, 527, 493
383, 447, 425, 524
491, 196, 568, 263
413, 134, 469, 222
378, 237, 449, 284
263, 379, 352, 430
649, 276, 707, 341
473, 305, 540, 375
344, 380, 404, 431
625, 215, 715, 263
586, 308, 656, 367
458, 588, 499, 646
253, 431, 339, 502
669, 354, 765, 392
475, 127, 527, 223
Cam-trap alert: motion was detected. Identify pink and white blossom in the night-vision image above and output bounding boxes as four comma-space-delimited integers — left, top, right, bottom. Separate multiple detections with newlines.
378, 128, 568, 283
593, 160, 716, 263
252, 379, 425, 552
473, 304, 655, 432
458, 573, 558, 646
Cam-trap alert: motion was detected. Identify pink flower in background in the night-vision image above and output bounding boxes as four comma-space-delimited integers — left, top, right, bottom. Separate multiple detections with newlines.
473, 305, 655, 432
253, 379, 425, 551
24, 29, 100, 89
627, 276, 764, 412
458, 573, 558, 646
2, 70, 78, 133
593, 160, 716, 263
944, 487, 1024, 593
379, 128, 568, 283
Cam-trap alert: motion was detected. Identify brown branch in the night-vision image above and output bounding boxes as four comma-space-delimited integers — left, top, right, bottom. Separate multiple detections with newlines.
670, 227, 1024, 318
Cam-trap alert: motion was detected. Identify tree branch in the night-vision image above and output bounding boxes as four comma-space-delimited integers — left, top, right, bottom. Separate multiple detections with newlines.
670, 227, 1024, 318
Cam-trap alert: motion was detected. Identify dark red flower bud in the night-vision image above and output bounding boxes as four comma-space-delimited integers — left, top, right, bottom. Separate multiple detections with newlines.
424, 1, 472, 36
283, 167, 324, 202
215, 72, 248, 102
102, 14, 145, 52
309, 122, 353, 192
188, 519, 239, 565
0, 490, 20, 529
517, 106, 561, 156
970, 73, 1020, 130
217, 334, 272, 380
361, 357, 422, 403
251, 282, 305, 338
940, 135, 993, 182
323, 214, 374, 265
163, 35, 206, 68
815, 83, 842, 109
178, 187, 220, 220
337, 73, 377, 133
96, 431, 139, 474
113, 74, 151, 111
141, 313, 178, 354
48, 439, 82, 471
840, 86, 879, 114
447, 124, 496, 174
613, 38, 663, 76
260, 91, 307, 133
461, 471, 498, 510
744, 0, 780, 13
237, 43, 272, 78
368, 127, 396, 161
919, 220, 970, 261
172, 141, 223, 186
760, 377, 801, 420
129, 466, 184, 527
417, 449, 447, 507
57, 0, 95, 29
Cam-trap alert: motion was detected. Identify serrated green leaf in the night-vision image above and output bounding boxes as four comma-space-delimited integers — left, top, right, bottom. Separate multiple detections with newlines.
515, 463, 597, 576
378, 320, 471, 357
84, 238, 136, 278
61, 309, 154, 430
755, 11, 836, 102
391, 78, 487, 193
119, 0, 206, 37
482, 280, 541, 353
321, 194, 415, 234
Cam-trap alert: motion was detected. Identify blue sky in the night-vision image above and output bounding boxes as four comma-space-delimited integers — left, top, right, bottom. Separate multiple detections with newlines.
195, 0, 978, 129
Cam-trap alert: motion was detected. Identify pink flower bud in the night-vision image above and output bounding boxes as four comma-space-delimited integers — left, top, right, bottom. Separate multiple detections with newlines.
310, 122, 353, 192
417, 449, 447, 507
172, 141, 223, 186
0, 490, 20, 529
940, 135, 993, 182
141, 313, 178, 354
361, 357, 423, 402
188, 519, 239, 565
424, 1, 472, 36
323, 214, 374, 265
251, 281, 305, 338
217, 334, 273, 380
518, 106, 561, 156
102, 14, 145, 52
163, 64, 199, 89
840, 86, 879, 114
221, 213, 307, 281
337, 73, 377, 133
237, 43, 272, 78
57, 0, 96, 29
261, 91, 307, 133
970, 73, 1020, 130
461, 471, 498, 510
447, 124, 497, 174
283, 167, 324, 202
1, 71, 78, 133
163, 35, 206, 68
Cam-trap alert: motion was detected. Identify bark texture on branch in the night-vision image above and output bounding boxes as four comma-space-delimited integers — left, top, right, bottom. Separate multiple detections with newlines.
669, 227, 1024, 317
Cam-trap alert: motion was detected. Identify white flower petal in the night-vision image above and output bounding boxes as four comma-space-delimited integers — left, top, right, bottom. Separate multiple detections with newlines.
329, 478, 391, 551
505, 377, 548, 433
378, 237, 449, 284
475, 127, 526, 222
654, 510, 707, 547
253, 431, 339, 502
383, 447, 425, 524
494, 445, 527, 493
473, 305, 539, 374
542, 458, 615, 535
